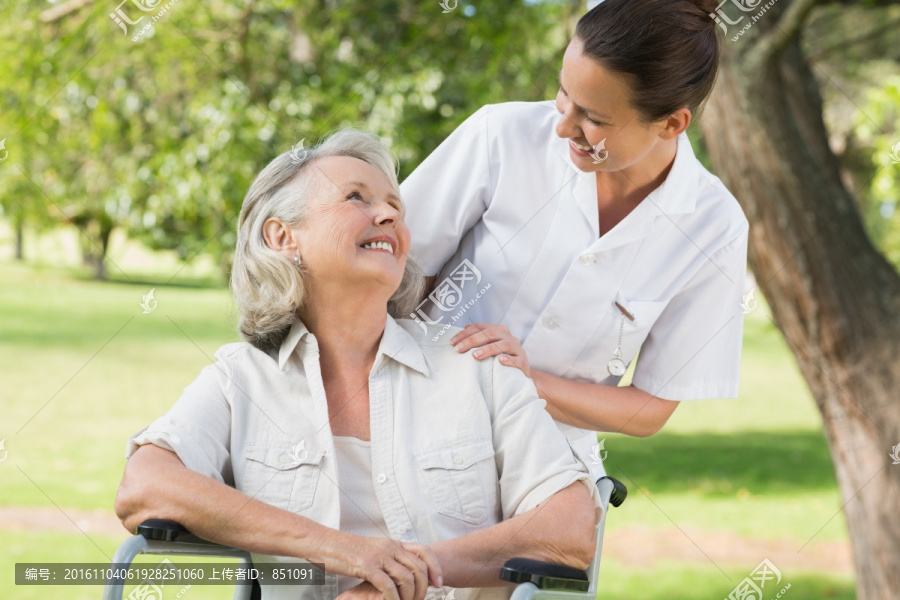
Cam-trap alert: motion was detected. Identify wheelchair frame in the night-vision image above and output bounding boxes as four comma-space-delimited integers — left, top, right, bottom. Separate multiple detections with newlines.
102, 476, 626, 600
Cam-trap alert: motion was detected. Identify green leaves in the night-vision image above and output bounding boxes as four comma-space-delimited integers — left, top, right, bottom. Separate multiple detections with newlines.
1, 0, 575, 278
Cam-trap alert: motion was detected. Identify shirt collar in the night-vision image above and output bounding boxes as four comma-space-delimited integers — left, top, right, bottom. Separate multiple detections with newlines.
277, 315, 430, 376
642, 132, 700, 216
554, 130, 700, 217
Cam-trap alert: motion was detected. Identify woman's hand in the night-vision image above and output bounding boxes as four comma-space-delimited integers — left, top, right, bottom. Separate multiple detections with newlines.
318, 531, 442, 600
451, 323, 531, 378
337, 581, 387, 600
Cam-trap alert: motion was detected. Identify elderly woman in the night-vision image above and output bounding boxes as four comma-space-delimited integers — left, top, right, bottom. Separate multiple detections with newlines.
115, 130, 599, 600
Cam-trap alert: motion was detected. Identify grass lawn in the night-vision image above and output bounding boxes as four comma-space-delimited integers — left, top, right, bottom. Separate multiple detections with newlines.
0, 257, 856, 599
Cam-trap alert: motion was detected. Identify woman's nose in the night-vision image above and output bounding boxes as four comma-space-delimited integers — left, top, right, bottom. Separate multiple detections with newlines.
556, 110, 581, 140
372, 199, 400, 225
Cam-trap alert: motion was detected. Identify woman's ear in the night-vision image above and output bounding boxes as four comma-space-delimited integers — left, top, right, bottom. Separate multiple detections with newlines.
262, 218, 298, 257
658, 107, 692, 140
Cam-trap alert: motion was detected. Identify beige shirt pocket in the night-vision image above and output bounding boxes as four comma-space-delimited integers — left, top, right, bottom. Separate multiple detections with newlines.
242, 442, 326, 513
415, 439, 495, 526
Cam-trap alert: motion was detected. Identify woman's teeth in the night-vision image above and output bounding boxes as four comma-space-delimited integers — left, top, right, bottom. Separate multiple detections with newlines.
361, 241, 394, 254
572, 140, 593, 152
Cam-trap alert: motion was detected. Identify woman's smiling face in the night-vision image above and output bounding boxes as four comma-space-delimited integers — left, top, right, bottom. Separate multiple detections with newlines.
555, 36, 673, 174
295, 156, 410, 295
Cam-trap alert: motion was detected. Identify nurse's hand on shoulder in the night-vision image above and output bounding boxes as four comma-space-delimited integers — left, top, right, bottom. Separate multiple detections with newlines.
451, 323, 532, 378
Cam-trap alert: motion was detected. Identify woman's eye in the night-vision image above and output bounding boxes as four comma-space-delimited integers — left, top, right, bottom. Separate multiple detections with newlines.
346, 191, 363, 201
586, 117, 604, 127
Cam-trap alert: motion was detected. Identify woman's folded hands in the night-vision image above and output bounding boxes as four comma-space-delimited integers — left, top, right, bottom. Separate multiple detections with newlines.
319, 530, 442, 600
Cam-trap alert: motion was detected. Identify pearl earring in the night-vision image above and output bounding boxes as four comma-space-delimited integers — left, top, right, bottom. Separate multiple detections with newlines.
294, 254, 301, 266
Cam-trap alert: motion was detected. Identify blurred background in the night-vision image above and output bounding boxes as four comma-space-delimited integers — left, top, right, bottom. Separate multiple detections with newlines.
2, 0, 899, 598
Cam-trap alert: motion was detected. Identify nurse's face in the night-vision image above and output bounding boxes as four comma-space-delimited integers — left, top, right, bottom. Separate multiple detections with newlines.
555, 37, 683, 174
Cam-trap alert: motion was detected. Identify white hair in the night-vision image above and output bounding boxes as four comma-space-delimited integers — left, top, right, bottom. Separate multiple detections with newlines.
231, 129, 425, 351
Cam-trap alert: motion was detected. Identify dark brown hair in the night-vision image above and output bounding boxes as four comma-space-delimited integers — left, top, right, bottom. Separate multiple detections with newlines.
575, 0, 720, 123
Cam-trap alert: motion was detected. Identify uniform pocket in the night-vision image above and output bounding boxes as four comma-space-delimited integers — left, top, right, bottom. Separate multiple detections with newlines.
243, 442, 325, 513
567, 292, 669, 382
614, 292, 668, 357
415, 439, 495, 525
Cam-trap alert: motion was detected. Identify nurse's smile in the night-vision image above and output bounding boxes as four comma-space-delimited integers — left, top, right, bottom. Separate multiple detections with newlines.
569, 140, 594, 156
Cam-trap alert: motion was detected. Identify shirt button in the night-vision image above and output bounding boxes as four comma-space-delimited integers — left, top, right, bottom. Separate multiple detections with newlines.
377, 474, 387, 484
453, 456, 464, 465
579, 254, 595, 265
543, 316, 559, 330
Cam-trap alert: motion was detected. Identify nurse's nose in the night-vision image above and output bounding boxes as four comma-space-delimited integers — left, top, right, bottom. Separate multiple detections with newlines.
555, 107, 582, 140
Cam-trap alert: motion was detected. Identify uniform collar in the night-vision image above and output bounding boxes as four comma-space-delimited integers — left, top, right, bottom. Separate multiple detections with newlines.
555, 130, 701, 218
277, 315, 430, 376
642, 132, 700, 216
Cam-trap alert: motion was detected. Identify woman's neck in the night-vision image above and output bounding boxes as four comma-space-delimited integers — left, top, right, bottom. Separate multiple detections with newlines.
596, 137, 677, 204
299, 287, 389, 373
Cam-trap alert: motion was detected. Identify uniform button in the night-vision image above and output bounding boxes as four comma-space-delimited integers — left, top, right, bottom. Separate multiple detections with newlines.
377, 474, 387, 484
543, 316, 559, 330
580, 254, 595, 265
453, 456, 464, 465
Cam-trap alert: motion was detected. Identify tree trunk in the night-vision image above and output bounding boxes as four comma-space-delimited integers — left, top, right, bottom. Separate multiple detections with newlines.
700, 3, 900, 598
78, 216, 112, 280
94, 220, 112, 281
14, 217, 24, 260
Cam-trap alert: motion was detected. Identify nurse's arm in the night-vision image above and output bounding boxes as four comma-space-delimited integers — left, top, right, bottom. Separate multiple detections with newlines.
428, 482, 596, 588
531, 370, 679, 437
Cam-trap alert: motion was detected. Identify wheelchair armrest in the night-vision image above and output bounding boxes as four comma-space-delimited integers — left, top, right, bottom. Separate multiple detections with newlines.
136, 519, 228, 547
500, 557, 589, 592
598, 475, 627, 508
499, 476, 627, 594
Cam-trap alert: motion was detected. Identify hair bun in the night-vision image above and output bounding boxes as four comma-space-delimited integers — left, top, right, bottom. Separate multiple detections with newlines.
693, 0, 721, 16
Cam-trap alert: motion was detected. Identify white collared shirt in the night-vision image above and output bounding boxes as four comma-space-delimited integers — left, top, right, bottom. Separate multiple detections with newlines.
127, 316, 594, 600
401, 101, 748, 402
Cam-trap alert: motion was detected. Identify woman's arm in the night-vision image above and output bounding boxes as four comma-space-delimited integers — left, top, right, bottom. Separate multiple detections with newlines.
450, 323, 679, 437
429, 482, 596, 588
531, 370, 679, 437
116, 444, 442, 600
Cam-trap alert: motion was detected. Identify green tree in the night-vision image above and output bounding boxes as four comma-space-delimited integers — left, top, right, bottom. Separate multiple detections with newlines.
700, 1, 900, 597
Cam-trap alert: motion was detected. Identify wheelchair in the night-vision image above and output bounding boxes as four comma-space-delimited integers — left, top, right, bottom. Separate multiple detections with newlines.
103, 476, 626, 600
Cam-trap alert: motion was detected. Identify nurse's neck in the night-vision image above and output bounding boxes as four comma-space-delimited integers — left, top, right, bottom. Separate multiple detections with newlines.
596, 138, 678, 207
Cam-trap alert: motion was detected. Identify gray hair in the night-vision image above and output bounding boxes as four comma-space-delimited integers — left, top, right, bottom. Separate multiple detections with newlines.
231, 129, 425, 351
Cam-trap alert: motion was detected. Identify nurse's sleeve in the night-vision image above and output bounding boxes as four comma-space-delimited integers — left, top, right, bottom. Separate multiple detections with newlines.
631, 228, 749, 401
400, 105, 495, 276
125, 354, 233, 485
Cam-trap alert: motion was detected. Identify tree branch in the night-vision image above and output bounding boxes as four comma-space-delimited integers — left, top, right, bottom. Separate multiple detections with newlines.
39, 0, 95, 23
820, 0, 900, 5
775, 0, 820, 54
807, 15, 900, 60
746, 0, 820, 72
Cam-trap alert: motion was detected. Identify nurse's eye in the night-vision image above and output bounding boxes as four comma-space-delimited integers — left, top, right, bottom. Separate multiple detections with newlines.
586, 116, 605, 127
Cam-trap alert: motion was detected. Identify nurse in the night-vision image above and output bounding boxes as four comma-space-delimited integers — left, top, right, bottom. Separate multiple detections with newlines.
400, 0, 747, 474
